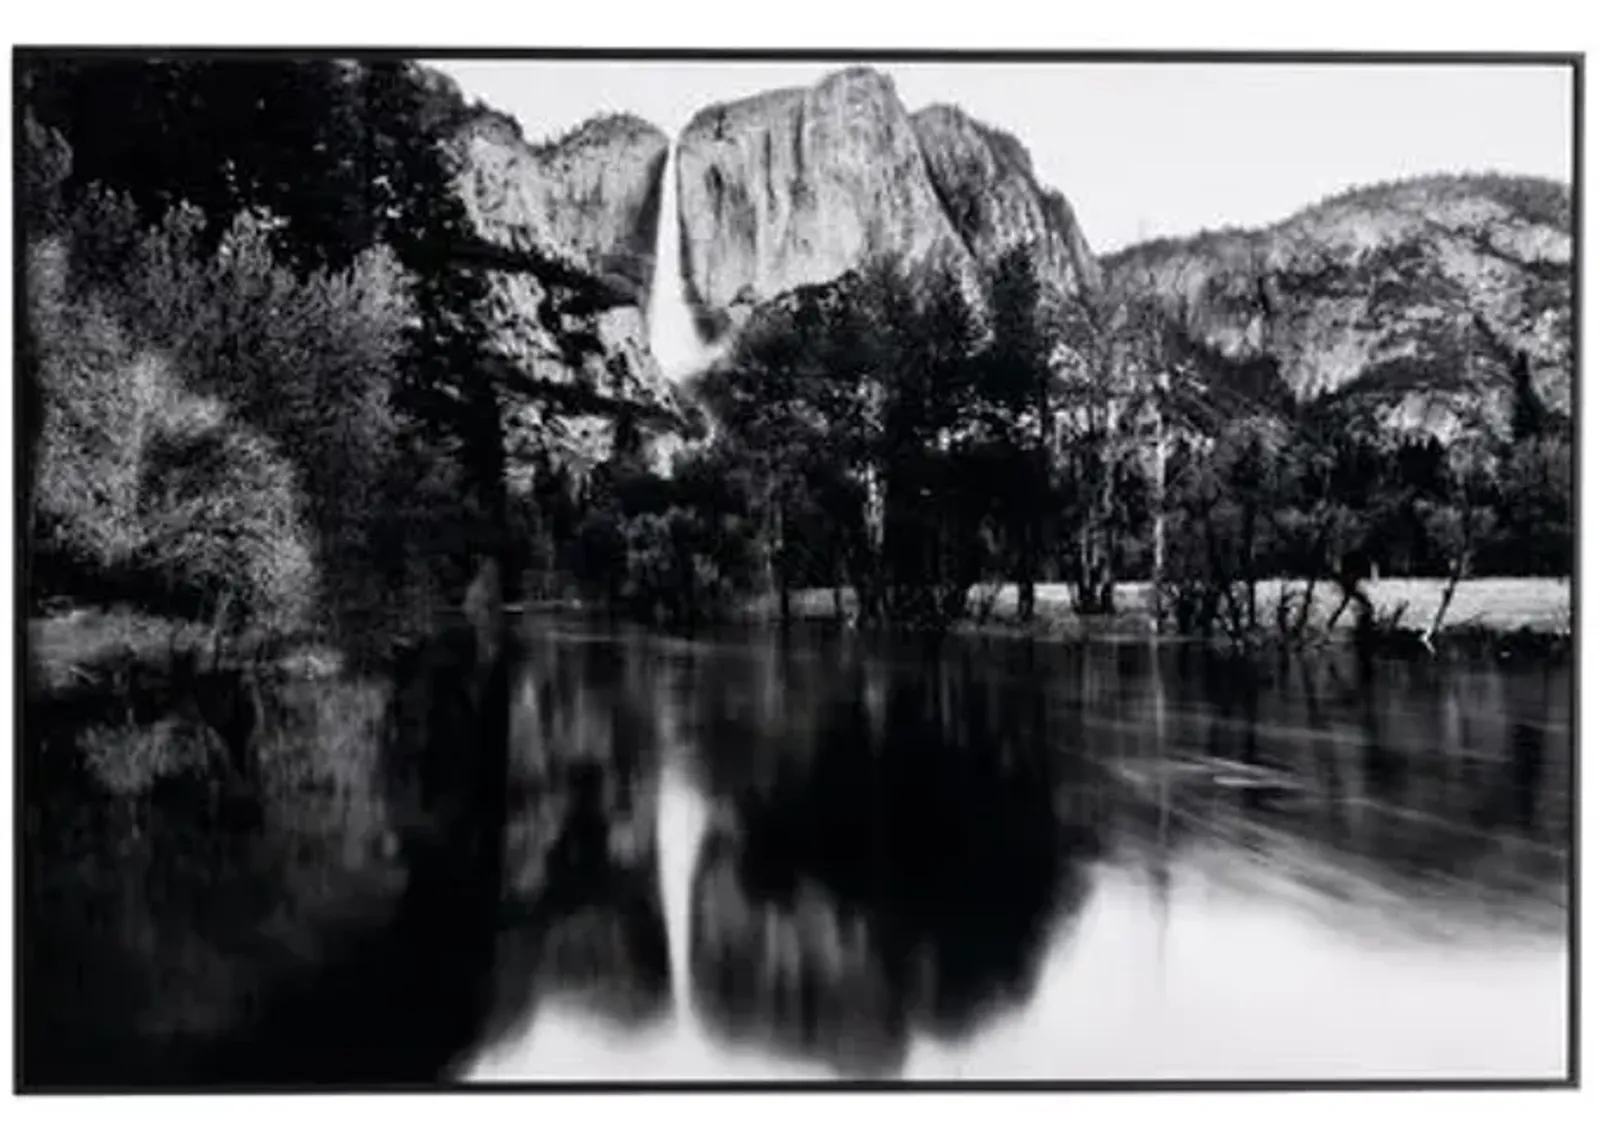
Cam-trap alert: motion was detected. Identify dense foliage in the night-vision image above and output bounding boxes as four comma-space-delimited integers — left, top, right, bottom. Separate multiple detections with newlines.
19, 58, 596, 643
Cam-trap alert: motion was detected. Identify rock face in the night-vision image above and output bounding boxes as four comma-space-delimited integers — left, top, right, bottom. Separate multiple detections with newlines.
910, 104, 1100, 301
437, 81, 690, 477
1104, 174, 1573, 437
676, 67, 1099, 341
456, 109, 666, 303
676, 68, 964, 340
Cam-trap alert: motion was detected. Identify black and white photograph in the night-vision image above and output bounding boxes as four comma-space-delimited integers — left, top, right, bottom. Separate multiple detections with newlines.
10, 40, 1580, 1096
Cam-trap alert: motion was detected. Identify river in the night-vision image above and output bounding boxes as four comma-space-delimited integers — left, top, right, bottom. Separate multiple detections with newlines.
466, 619, 1569, 1083
20, 616, 1571, 1086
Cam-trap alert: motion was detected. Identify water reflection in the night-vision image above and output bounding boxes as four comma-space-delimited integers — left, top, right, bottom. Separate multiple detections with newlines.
684, 651, 1095, 1076
19, 619, 1571, 1087
21, 626, 512, 1087
474, 624, 1566, 1081
478, 637, 672, 1050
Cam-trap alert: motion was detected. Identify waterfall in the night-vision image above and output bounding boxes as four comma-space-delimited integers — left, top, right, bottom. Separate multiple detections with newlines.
647, 138, 718, 383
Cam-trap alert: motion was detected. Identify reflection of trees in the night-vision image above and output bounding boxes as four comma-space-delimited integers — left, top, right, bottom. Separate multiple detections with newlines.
207, 627, 516, 1083
1089, 642, 1570, 914
22, 657, 292, 1086
686, 653, 1097, 1077
21, 622, 709, 1088
691, 825, 908, 1075
21, 626, 518, 1087
672, 626, 848, 796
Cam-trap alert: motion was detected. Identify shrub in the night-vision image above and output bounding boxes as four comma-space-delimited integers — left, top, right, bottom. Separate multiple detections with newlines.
29, 239, 155, 572
28, 235, 317, 632
68, 195, 416, 622
134, 393, 316, 633
28, 173, 438, 631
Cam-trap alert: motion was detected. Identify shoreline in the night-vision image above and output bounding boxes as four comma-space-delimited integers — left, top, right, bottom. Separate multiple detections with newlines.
25, 575, 1573, 691
742, 577, 1573, 639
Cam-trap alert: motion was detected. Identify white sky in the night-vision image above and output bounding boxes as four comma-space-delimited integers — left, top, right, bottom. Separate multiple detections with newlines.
428, 60, 1573, 255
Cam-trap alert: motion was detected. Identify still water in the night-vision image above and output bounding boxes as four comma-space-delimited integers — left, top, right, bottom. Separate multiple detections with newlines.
467, 620, 1569, 1083
21, 618, 1571, 1086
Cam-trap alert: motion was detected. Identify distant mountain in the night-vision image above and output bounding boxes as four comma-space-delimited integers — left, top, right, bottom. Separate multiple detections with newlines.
1103, 173, 1573, 437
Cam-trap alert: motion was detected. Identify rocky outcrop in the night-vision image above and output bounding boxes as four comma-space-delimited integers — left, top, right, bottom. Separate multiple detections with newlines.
676, 67, 1099, 342
455, 109, 667, 303
910, 104, 1100, 301
1104, 174, 1573, 437
435, 76, 690, 477
676, 68, 966, 341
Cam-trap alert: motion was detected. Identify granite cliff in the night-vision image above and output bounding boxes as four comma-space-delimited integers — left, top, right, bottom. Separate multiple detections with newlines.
675, 67, 1100, 342
910, 103, 1100, 299
440, 63, 1106, 471
437, 61, 1567, 460
431, 74, 689, 476
1104, 174, 1573, 438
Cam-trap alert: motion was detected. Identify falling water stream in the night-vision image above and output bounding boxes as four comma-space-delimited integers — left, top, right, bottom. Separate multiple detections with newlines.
646, 138, 719, 383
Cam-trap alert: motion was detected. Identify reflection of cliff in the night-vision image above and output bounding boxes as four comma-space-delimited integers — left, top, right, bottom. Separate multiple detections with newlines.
686, 658, 1097, 1076
474, 634, 672, 1051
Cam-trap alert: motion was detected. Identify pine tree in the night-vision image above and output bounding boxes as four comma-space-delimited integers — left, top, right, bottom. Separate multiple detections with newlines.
980, 246, 1053, 622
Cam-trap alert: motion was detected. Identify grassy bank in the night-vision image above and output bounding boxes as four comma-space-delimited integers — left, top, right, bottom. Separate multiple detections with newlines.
747, 577, 1573, 642
24, 608, 347, 695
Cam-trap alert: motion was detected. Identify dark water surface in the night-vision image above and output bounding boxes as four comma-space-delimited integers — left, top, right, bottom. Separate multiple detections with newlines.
21, 618, 1571, 1086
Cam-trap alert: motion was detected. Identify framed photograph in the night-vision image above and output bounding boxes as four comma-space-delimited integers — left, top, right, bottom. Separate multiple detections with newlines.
11, 38, 1579, 1101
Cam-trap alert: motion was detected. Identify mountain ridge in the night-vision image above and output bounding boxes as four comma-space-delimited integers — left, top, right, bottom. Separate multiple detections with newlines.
434, 60, 1571, 457
1102, 170, 1570, 264
1102, 170, 1573, 435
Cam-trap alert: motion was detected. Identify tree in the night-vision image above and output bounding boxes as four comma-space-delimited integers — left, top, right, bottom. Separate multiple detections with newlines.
691, 254, 997, 635
1420, 436, 1500, 648
975, 247, 1055, 622
1051, 289, 1171, 616
20, 58, 380, 271
352, 61, 509, 589
698, 288, 835, 628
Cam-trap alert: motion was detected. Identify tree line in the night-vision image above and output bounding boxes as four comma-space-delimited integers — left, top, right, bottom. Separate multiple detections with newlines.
558, 248, 1571, 642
